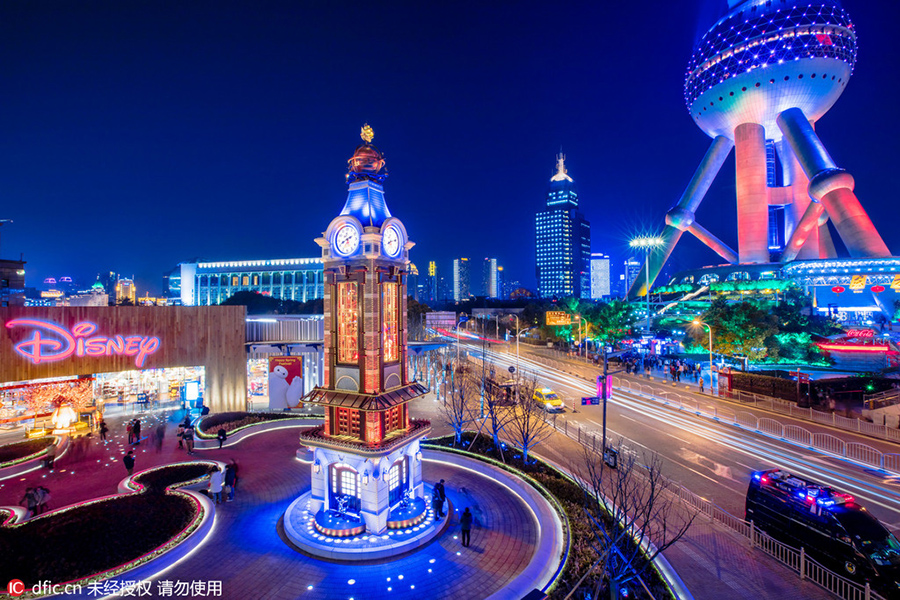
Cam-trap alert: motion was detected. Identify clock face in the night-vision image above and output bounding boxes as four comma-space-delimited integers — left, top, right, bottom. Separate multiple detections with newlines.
334, 223, 360, 256
383, 226, 401, 257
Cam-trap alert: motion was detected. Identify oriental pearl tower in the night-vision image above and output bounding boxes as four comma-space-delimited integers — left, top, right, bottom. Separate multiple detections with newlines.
629, 0, 891, 298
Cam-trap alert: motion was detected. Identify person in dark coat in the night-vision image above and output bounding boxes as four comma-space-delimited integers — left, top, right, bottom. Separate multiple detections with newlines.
99, 419, 109, 442
132, 419, 141, 444
224, 462, 236, 501
217, 428, 227, 449
123, 450, 135, 475
460, 507, 473, 547
434, 479, 446, 517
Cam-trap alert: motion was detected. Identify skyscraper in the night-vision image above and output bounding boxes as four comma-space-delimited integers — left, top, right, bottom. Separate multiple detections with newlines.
535, 153, 591, 298
482, 258, 499, 298
590, 253, 610, 299
453, 258, 470, 302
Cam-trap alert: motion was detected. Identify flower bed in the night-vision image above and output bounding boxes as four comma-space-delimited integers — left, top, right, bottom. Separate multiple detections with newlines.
133, 463, 217, 493
196, 411, 314, 438
423, 433, 674, 600
0, 464, 204, 590
0, 437, 54, 466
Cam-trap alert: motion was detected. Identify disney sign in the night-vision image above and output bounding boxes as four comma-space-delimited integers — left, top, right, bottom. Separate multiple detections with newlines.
5, 318, 161, 368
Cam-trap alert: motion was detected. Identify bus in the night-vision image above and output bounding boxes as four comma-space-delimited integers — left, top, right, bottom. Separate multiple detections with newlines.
746, 469, 900, 595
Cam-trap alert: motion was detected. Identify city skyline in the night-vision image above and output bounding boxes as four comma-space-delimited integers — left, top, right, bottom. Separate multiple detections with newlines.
1, 1, 898, 296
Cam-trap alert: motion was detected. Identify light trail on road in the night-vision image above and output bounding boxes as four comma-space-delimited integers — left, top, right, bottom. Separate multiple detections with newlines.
467, 343, 900, 530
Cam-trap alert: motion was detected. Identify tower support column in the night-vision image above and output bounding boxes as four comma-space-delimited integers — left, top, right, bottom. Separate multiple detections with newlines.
777, 107, 890, 258
734, 122, 770, 263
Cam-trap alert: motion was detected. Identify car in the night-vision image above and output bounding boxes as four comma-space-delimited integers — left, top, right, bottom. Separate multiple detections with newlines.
533, 388, 564, 413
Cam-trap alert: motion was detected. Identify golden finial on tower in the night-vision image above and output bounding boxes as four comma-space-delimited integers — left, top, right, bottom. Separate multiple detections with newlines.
360, 123, 374, 144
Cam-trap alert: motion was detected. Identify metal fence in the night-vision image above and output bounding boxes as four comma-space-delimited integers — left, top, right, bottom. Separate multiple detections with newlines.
613, 377, 900, 475
547, 417, 886, 600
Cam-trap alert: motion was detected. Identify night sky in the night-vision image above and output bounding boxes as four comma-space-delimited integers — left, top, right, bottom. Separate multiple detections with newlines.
1, 0, 898, 297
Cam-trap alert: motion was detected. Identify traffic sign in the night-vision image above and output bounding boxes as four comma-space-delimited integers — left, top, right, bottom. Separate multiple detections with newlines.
581, 397, 600, 405
508, 366, 516, 374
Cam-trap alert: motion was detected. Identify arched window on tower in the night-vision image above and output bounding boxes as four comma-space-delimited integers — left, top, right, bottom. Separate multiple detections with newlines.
330, 463, 361, 513
388, 457, 409, 506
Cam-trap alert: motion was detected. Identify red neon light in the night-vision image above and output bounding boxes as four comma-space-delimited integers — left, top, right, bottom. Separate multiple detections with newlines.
831, 286, 845, 293
5, 319, 161, 368
817, 343, 889, 353
871, 285, 885, 293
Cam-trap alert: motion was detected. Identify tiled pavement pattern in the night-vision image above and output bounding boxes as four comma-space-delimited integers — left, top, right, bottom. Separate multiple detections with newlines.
1, 409, 540, 600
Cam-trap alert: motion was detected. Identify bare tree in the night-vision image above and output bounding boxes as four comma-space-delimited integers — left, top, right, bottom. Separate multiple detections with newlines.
505, 373, 552, 464
439, 354, 477, 446
469, 360, 515, 460
578, 442, 695, 600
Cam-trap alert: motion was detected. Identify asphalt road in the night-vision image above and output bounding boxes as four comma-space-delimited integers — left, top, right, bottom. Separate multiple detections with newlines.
465, 341, 900, 533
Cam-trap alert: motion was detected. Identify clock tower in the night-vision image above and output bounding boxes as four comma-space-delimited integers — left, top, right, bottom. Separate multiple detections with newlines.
299, 125, 431, 535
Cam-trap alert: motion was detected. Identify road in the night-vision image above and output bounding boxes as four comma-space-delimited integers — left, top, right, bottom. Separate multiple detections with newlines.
463, 341, 900, 533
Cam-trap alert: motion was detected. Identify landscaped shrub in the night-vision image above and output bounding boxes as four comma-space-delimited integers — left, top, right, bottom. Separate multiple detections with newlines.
134, 463, 217, 493
0, 437, 54, 465
197, 411, 306, 436
0, 463, 205, 588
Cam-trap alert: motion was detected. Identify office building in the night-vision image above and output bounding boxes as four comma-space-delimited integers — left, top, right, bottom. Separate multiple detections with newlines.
115, 278, 137, 305
535, 153, 591, 298
590, 253, 611, 299
482, 258, 499, 298
453, 258, 470, 302
0, 259, 26, 307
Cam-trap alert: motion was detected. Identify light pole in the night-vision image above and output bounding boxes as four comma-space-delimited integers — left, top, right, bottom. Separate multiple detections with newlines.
629, 236, 664, 334
453, 313, 468, 401
693, 319, 714, 393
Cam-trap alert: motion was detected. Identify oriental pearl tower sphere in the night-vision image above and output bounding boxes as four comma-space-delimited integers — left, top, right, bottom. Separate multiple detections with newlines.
629, 0, 891, 298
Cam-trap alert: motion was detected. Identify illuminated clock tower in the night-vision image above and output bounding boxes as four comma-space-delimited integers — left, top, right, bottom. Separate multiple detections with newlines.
299, 125, 430, 535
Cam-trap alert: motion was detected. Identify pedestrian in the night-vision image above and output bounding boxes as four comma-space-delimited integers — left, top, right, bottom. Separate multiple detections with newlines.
133, 419, 141, 444
123, 450, 135, 475
177, 422, 185, 449
699, 377, 705, 394
217, 428, 227, 449
99, 419, 109, 442
224, 462, 236, 502
20, 487, 37, 518
431, 486, 442, 517
183, 426, 195, 454
35, 486, 50, 515
155, 422, 165, 453
126, 420, 134, 444
208, 467, 225, 504
434, 479, 446, 517
460, 507, 473, 547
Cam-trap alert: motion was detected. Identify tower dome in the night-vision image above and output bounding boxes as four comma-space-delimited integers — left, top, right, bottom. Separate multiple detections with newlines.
546, 153, 578, 207
346, 123, 387, 184
686, 0, 856, 139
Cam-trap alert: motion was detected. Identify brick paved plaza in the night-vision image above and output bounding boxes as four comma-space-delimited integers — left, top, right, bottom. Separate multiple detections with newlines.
0, 410, 543, 599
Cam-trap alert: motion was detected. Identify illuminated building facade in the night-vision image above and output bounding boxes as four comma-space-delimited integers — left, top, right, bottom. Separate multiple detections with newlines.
536, 153, 591, 298
169, 258, 324, 306
590, 253, 611, 299
299, 125, 429, 535
0, 259, 26, 307
115, 278, 136, 305
483, 258, 499, 298
630, 0, 892, 298
453, 257, 470, 302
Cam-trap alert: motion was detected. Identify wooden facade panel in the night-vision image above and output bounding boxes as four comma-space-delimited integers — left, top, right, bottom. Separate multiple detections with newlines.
0, 306, 247, 413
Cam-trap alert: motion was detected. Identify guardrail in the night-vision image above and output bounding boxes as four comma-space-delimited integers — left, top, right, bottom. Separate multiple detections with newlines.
545, 417, 887, 600
612, 377, 900, 475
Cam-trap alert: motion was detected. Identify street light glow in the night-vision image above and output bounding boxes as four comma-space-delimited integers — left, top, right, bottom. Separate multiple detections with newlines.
629, 236, 664, 249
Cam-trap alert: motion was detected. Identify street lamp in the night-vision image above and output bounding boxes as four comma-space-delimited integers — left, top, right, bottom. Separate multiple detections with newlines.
693, 319, 714, 393
629, 236, 664, 334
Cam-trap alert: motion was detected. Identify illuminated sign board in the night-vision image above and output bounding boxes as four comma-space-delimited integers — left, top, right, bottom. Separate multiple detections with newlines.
892, 275, 900, 291
546, 311, 572, 326
5, 319, 161, 368
40, 291, 63, 299
849, 275, 867, 291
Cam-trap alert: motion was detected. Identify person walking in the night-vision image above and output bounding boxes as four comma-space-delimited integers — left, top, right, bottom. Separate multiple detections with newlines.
224, 462, 236, 502
35, 486, 50, 515
209, 467, 225, 504
699, 376, 705, 394
460, 507, 473, 547
183, 426, 195, 454
126, 420, 134, 444
217, 428, 227, 449
155, 423, 166, 453
123, 450, 135, 475
132, 419, 142, 444
20, 487, 38, 519
99, 419, 109, 442
434, 479, 446, 517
